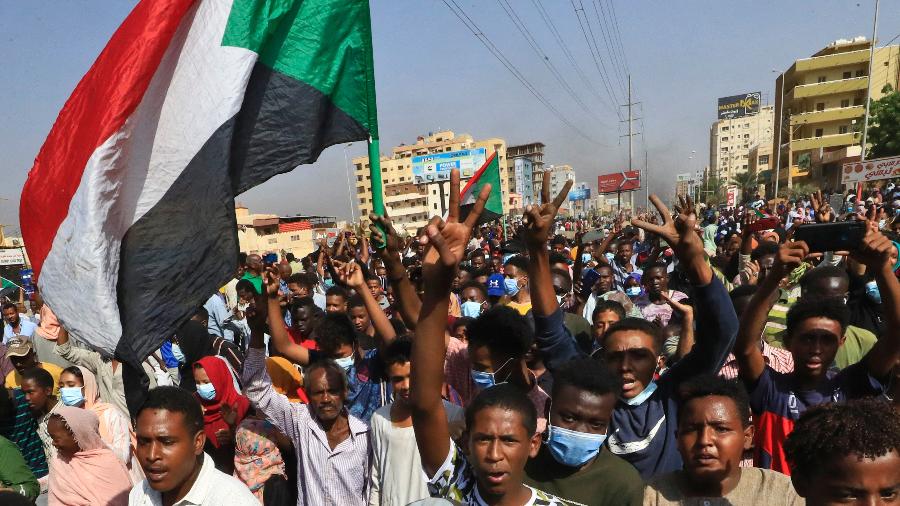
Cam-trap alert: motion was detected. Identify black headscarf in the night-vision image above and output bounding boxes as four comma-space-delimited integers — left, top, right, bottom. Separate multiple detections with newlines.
175, 319, 215, 391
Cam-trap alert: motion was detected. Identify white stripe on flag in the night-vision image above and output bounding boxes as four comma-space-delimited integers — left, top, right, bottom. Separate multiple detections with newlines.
39, 0, 256, 355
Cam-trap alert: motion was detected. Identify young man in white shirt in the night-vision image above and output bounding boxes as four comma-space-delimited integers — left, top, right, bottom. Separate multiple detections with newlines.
369, 337, 464, 506
130, 386, 256, 506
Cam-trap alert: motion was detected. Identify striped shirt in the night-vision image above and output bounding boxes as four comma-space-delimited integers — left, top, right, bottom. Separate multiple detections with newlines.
0, 388, 48, 478
243, 348, 371, 506
718, 341, 795, 380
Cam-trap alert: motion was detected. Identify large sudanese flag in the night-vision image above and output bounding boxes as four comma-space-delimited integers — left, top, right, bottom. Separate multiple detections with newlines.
20, 0, 379, 410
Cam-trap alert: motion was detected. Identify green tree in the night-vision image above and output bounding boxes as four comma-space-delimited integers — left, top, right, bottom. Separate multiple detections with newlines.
867, 85, 900, 159
732, 171, 759, 200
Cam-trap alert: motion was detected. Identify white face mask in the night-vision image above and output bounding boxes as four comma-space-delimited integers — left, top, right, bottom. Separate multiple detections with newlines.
335, 353, 354, 371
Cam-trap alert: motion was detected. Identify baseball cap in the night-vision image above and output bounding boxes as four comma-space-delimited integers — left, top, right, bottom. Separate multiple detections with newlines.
5, 338, 33, 358
487, 274, 505, 297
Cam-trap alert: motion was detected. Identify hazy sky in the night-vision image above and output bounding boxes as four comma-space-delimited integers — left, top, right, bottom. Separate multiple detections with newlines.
2, 0, 898, 234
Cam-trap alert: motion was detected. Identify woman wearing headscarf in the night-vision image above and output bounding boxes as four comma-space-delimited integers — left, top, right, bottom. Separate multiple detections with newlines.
193, 355, 251, 474
174, 319, 215, 392
57, 366, 143, 483
46, 406, 131, 506
233, 417, 293, 505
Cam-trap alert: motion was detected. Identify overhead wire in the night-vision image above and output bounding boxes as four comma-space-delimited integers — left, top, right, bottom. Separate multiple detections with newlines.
441, 0, 606, 145
529, 0, 613, 114
590, 0, 627, 97
494, 0, 603, 122
604, 0, 631, 77
570, 0, 623, 119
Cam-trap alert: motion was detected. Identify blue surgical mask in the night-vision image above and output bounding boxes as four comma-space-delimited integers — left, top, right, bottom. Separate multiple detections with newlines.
581, 253, 592, 263
625, 286, 641, 298
624, 380, 658, 406
196, 383, 216, 401
461, 300, 483, 318
546, 424, 607, 467
470, 358, 513, 390
59, 386, 85, 407
865, 280, 882, 304
335, 354, 355, 371
324, 278, 335, 289
503, 278, 520, 296
171, 343, 186, 364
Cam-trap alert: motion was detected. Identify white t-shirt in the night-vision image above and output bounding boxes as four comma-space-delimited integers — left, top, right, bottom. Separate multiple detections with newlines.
369, 401, 465, 506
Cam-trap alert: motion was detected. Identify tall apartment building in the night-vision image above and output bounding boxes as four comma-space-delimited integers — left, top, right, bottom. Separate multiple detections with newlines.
546, 164, 576, 212
353, 131, 508, 234
772, 37, 900, 191
709, 105, 775, 183
505, 142, 545, 205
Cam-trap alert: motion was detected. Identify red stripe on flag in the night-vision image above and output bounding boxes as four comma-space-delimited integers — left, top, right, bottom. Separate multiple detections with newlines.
460, 150, 497, 199
20, 0, 197, 280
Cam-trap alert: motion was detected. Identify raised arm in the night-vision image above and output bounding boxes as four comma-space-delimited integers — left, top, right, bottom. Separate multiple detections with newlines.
54, 327, 105, 373
662, 292, 695, 361
259, 268, 311, 366
370, 212, 422, 330
524, 176, 574, 318
411, 169, 490, 477
242, 314, 300, 440
736, 241, 807, 383
853, 224, 900, 378
632, 195, 738, 381
335, 259, 396, 352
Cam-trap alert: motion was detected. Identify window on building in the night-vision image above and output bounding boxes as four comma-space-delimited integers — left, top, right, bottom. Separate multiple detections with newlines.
759, 155, 769, 165
816, 102, 825, 111
815, 128, 824, 137
268, 238, 277, 244
433, 203, 438, 210
841, 99, 850, 108
842, 71, 852, 79
744, 134, 750, 139
359, 198, 365, 204
743, 164, 748, 170
817, 76, 827, 83
839, 125, 849, 134
722, 136, 729, 141
853, 97, 864, 106
744, 123, 750, 128
290, 234, 300, 241
855, 69, 865, 77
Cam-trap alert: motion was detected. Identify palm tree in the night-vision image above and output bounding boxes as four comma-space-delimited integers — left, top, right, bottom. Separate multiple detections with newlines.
732, 171, 758, 201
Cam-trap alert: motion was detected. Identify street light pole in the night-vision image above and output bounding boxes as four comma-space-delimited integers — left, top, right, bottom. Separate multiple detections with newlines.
860, 0, 880, 162
773, 69, 785, 200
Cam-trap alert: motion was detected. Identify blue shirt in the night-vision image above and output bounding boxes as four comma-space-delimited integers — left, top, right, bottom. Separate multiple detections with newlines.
3, 318, 37, 343
309, 348, 390, 422
203, 294, 234, 342
534, 277, 738, 478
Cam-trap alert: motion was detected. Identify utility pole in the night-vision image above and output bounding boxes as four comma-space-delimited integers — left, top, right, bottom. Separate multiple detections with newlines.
644, 149, 649, 211
619, 75, 641, 212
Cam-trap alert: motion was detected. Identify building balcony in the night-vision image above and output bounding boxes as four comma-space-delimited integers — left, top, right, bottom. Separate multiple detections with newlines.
387, 204, 428, 216
790, 105, 865, 126
790, 131, 861, 151
794, 49, 870, 72
788, 76, 867, 100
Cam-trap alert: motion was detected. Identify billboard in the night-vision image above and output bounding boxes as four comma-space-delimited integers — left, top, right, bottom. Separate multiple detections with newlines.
676, 173, 692, 182
568, 187, 591, 201
411, 147, 487, 184
842, 155, 900, 184
513, 158, 534, 206
597, 171, 641, 194
0, 248, 25, 266
717, 92, 761, 120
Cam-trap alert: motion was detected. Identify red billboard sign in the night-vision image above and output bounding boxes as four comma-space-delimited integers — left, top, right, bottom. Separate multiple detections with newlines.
597, 171, 641, 194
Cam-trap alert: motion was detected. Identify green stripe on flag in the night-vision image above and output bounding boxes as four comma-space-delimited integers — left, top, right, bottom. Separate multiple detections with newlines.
222, 0, 378, 136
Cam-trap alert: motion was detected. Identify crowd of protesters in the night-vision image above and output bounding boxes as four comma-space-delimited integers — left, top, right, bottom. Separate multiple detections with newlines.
0, 174, 898, 505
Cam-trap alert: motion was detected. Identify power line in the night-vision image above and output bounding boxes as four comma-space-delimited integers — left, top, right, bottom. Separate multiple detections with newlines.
604, 0, 631, 77
570, 0, 623, 119
441, 0, 605, 145
529, 0, 613, 114
494, 0, 604, 122
591, 0, 627, 96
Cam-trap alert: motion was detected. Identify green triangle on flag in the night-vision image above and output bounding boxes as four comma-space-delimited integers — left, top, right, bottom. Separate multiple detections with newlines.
459, 151, 503, 225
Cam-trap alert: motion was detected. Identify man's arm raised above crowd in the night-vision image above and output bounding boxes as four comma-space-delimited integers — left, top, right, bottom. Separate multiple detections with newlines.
735, 241, 807, 384
853, 223, 900, 378
411, 169, 490, 477
259, 267, 312, 366
334, 259, 396, 353
524, 176, 573, 318
632, 195, 738, 381
370, 212, 422, 330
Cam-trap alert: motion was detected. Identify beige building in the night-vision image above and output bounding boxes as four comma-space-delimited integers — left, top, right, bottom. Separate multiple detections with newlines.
235, 205, 341, 260
772, 37, 900, 191
546, 164, 576, 213
709, 105, 775, 184
353, 130, 509, 226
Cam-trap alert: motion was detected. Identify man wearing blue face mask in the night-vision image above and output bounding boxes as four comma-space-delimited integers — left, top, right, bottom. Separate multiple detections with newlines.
525, 191, 738, 479
524, 357, 642, 505
503, 255, 532, 317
